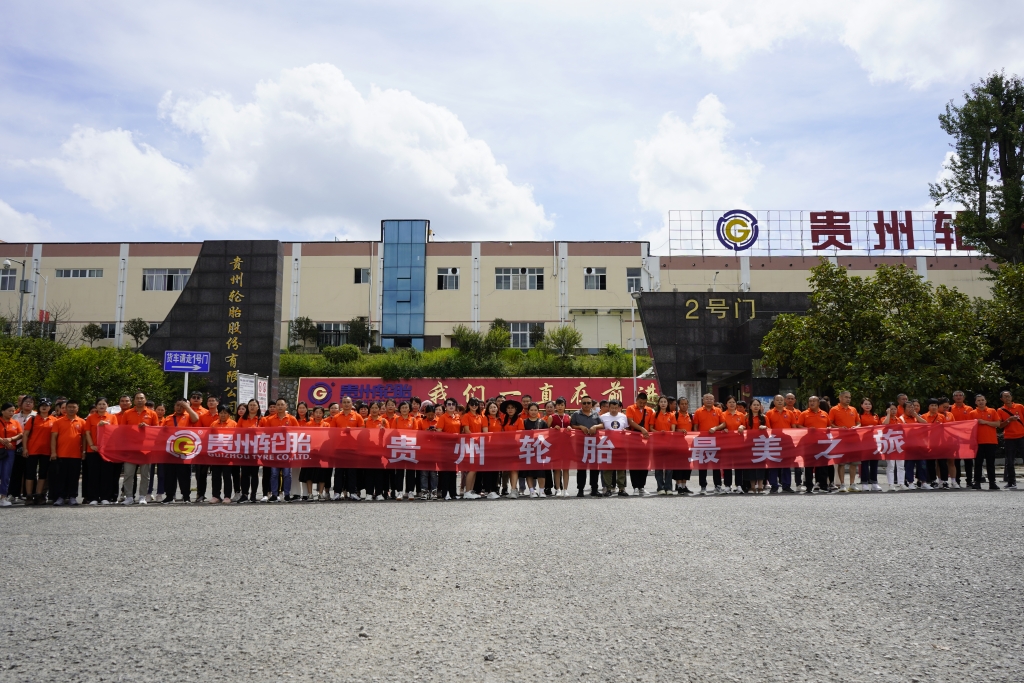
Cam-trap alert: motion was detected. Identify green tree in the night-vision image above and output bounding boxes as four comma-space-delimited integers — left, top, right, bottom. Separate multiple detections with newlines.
482, 325, 511, 355
760, 260, 1002, 404
490, 318, 509, 332
43, 346, 168, 406
539, 325, 583, 358
347, 317, 372, 349
0, 348, 36, 404
322, 344, 361, 364
930, 72, 1024, 263
981, 262, 1024, 392
123, 317, 151, 349
289, 316, 319, 351
80, 323, 105, 347
450, 324, 484, 355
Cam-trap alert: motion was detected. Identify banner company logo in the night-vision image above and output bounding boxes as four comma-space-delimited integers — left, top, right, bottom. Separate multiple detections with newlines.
308, 381, 332, 405
716, 210, 759, 251
166, 430, 203, 460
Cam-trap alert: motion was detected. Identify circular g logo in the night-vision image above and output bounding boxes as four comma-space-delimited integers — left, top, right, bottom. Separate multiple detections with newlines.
716, 210, 759, 251
166, 430, 202, 460
308, 382, 332, 405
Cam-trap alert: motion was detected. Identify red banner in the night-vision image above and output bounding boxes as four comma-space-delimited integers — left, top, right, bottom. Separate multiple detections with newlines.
97, 422, 976, 469
296, 376, 662, 410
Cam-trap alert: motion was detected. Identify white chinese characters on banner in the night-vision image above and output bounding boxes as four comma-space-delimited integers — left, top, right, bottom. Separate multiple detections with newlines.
208, 432, 311, 456
454, 437, 485, 466
873, 429, 905, 456
814, 433, 843, 460
750, 434, 783, 463
581, 435, 614, 464
387, 434, 421, 464
689, 436, 720, 464
518, 434, 552, 466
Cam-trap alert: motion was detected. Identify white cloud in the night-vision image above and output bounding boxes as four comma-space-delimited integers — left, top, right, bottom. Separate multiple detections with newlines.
651, 0, 1024, 87
36, 64, 552, 240
0, 199, 50, 240
633, 94, 761, 251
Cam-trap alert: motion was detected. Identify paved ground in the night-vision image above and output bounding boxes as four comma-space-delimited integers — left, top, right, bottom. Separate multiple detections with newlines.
1, 488, 1021, 682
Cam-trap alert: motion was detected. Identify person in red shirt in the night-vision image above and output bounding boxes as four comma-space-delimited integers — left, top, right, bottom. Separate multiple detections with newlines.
0, 402, 24, 506
828, 391, 860, 492
263, 398, 300, 502
21, 399, 55, 505
970, 394, 1003, 490
997, 390, 1023, 489
49, 399, 87, 505
624, 392, 654, 496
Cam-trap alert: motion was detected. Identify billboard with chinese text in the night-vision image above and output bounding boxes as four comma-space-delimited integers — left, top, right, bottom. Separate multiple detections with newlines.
669, 210, 972, 256
297, 377, 663, 409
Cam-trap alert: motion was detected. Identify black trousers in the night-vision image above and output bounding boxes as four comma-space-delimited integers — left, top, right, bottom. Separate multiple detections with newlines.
211, 465, 232, 499
261, 466, 273, 495
1004, 438, 1021, 485
974, 443, 998, 487
371, 470, 389, 497
101, 458, 121, 501
628, 470, 648, 489
438, 471, 458, 499
672, 469, 691, 482
57, 458, 81, 500
576, 468, 600, 492
164, 463, 191, 501
240, 466, 259, 498
82, 452, 104, 502
698, 469, 723, 488
195, 465, 210, 498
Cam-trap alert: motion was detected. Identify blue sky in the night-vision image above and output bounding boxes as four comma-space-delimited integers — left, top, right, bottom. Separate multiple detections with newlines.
1, 0, 1021, 251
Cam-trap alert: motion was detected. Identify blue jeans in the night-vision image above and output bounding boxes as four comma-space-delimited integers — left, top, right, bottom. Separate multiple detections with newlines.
905, 460, 927, 485
270, 468, 291, 497
0, 449, 15, 496
767, 467, 791, 490
653, 470, 673, 491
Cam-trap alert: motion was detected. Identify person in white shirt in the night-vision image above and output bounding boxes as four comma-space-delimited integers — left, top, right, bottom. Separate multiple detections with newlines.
599, 400, 629, 496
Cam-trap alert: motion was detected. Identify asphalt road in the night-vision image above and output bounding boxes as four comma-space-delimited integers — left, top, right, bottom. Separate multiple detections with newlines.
1, 489, 1021, 682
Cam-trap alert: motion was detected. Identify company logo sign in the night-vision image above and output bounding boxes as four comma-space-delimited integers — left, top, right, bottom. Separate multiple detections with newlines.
166, 430, 203, 460
716, 209, 759, 251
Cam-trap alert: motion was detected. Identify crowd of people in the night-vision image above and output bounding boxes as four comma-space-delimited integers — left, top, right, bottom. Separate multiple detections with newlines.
0, 387, 1020, 506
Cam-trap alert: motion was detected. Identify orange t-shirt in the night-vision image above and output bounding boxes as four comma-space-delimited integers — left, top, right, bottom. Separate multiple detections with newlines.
748, 414, 766, 430
436, 413, 463, 434
828, 405, 859, 428
331, 411, 365, 428
263, 413, 300, 427
462, 412, 485, 433
786, 408, 803, 427
84, 412, 116, 451
675, 412, 692, 432
1, 417, 23, 447
692, 406, 723, 432
922, 411, 944, 424
237, 416, 260, 428
162, 413, 197, 428
392, 415, 419, 430
652, 412, 676, 432
190, 405, 209, 419
419, 416, 438, 431
625, 405, 655, 431
801, 409, 830, 429
766, 408, 793, 430
211, 418, 238, 428
365, 416, 388, 429
198, 412, 220, 428
970, 407, 1000, 445
119, 407, 158, 426
949, 403, 973, 421
51, 416, 86, 458
24, 415, 56, 455
502, 417, 524, 432
859, 412, 880, 427
997, 403, 1024, 439
720, 410, 746, 432
485, 415, 503, 432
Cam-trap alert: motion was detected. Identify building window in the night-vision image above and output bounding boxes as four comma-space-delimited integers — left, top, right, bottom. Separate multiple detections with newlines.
100, 323, 117, 339
510, 322, 544, 349
56, 269, 103, 278
0, 272, 14, 291
627, 267, 641, 292
142, 268, 190, 291
317, 322, 349, 348
437, 267, 460, 290
584, 267, 606, 290
354, 268, 371, 284
149, 322, 161, 336
495, 267, 543, 291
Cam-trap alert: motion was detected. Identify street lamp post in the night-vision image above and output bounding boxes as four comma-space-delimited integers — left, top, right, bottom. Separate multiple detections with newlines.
3, 258, 30, 337
630, 290, 642, 399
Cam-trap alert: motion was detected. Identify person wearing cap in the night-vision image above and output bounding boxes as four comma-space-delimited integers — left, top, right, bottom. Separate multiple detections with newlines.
460, 398, 486, 500
624, 392, 654, 496
599, 399, 630, 496
500, 398, 524, 498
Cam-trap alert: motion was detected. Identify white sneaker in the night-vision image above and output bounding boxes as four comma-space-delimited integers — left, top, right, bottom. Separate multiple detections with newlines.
331, 492, 341, 500
509, 489, 518, 499
349, 493, 360, 501
638, 488, 647, 497
88, 500, 98, 506
871, 483, 882, 492
100, 499, 111, 505
463, 491, 480, 499
122, 497, 134, 506
529, 489, 538, 498
486, 491, 499, 499
714, 485, 724, 494
952, 480, 961, 489
137, 496, 148, 505
920, 482, 933, 490
0, 499, 11, 507
445, 492, 452, 500
260, 496, 269, 502
536, 489, 546, 498
374, 495, 385, 501
699, 487, 707, 495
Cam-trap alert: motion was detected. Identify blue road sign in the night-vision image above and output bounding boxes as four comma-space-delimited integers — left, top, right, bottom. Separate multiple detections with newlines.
163, 350, 211, 373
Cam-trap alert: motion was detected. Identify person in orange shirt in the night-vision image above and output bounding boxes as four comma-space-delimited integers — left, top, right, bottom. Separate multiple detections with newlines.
920, 398, 949, 488
161, 399, 200, 503
900, 401, 931, 489
857, 398, 881, 492
434, 399, 463, 501
499, 399, 524, 499
828, 391, 860, 492
716, 396, 747, 493
389, 401, 420, 501
117, 392, 159, 505
0, 402, 25, 506
970, 394, 1003, 490
651, 396, 676, 495
300, 405, 329, 501
412, 401, 441, 499
189, 391, 209, 421
460, 398, 487, 499
21, 399, 56, 505
692, 394, 725, 494
800, 396, 831, 494
997, 390, 1023, 490
948, 390, 974, 486
82, 397, 116, 505
205, 404, 238, 503
49, 398, 86, 505
364, 402, 391, 500
263, 398, 300, 502
764, 395, 795, 493
933, 397, 959, 489
190, 395, 222, 503
672, 397, 694, 494
624, 392, 654, 496
236, 399, 262, 503
746, 398, 769, 493
331, 396, 366, 501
